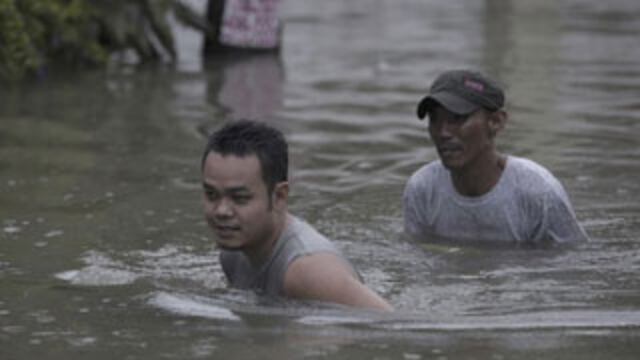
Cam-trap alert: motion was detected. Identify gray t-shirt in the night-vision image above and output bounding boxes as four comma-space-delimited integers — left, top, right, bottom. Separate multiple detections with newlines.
403, 156, 588, 246
219, 215, 356, 296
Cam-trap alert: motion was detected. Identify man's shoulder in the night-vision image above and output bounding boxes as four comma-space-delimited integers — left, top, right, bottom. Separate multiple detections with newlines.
282, 216, 360, 286
287, 216, 329, 242
509, 156, 551, 174
412, 159, 446, 176
508, 157, 560, 182
506, 156, 568, 199
406, 160, 447, 188
283, 216, 338, 255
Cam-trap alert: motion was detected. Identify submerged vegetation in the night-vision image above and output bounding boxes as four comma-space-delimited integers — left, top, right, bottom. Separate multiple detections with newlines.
0, 0, 205, 82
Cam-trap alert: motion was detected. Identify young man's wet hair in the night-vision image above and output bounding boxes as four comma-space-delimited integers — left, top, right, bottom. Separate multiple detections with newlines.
202, 120, 288, 194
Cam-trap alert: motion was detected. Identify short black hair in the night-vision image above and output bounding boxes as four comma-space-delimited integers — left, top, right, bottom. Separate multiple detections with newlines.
201, 120, 288, 193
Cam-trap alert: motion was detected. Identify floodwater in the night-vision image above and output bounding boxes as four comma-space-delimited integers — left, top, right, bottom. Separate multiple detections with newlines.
2, 0, 640, 359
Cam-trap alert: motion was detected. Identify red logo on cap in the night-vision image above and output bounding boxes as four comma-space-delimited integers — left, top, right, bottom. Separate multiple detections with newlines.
464, 79, 484, 92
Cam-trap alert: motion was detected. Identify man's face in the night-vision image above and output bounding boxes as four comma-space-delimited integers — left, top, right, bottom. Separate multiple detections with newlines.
428, 106, 495, 171
202, 152, 282, 252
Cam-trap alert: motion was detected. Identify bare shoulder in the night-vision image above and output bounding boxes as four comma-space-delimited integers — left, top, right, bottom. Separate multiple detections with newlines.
283, 252, 393, 311
285, 252, 357, 291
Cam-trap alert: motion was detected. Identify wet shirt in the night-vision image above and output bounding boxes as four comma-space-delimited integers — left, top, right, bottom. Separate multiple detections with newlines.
403, 156, 589, 246
219, 216, 354, 296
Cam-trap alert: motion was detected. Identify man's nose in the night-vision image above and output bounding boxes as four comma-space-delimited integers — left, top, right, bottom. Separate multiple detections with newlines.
214, 198, 234, 217
432, 120, 453, 139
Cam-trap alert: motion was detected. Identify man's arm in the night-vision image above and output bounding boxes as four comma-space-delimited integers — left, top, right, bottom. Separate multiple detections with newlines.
283, 252, 393, 311
402, 170, 433, 239
545, 191, 589, 244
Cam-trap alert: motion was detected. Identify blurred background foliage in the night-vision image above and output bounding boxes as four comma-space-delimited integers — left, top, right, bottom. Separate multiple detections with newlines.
0, 0, 206, 82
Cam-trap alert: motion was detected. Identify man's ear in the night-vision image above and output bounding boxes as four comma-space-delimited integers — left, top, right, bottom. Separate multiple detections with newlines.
272, 181, 289, 212
488, 110, 507, 138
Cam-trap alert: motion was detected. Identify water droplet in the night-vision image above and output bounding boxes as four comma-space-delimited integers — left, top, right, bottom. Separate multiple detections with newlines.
3, 226, 20, 234
3, 325, 24, 334
44, 230, 64, 238
404, 353, 422, 360
68, 336, 96, 347
55, 270, 79, 281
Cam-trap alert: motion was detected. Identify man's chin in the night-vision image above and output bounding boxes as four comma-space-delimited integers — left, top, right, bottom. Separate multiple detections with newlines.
441, 162, 458, 171
215, 238, 244, 251
441, 158, 464, 171
217, 244, 244, 251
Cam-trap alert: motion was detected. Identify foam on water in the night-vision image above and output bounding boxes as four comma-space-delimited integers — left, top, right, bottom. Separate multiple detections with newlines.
148, 292, 241, 321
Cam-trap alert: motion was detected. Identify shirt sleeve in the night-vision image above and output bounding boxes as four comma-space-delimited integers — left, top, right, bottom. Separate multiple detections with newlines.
402, 178, 426, 239
543, 189, 589, 245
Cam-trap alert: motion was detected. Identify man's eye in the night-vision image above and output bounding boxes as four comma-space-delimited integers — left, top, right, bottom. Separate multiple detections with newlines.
452, 114, 469, 123
205, 190, 219, 201
233, 195, 251, 204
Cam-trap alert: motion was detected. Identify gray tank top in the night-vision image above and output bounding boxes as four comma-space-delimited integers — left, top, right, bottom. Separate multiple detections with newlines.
219, 215, 355, 296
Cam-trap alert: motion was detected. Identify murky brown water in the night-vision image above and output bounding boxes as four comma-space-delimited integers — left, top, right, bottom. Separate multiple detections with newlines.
2, 0, 640, 359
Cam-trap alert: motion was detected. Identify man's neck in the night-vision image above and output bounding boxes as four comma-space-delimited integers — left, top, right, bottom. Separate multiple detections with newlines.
245, 213, 291, 266
450, 152, 506, 197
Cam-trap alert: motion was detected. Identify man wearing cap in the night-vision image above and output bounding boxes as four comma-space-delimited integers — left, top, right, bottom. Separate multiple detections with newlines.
403, 69, 588, 246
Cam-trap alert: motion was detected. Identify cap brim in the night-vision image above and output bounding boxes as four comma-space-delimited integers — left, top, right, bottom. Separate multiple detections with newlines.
416, 92, 480, 120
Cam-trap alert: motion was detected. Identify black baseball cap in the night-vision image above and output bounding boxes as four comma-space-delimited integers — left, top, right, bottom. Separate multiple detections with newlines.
416, 70, 505, 119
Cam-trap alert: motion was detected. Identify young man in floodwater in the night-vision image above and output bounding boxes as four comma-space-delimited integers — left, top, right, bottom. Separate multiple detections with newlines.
403, 69, 589, 246
202, 120, 392, 311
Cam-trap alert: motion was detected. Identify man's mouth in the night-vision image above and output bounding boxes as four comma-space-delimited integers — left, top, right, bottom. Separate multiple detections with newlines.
437, 144, 462, 157
212, 224, 240, 238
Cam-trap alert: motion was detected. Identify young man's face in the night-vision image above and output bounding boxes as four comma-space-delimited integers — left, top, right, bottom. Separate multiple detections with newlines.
427, 106, 495, 171
202, 152, 285, 253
